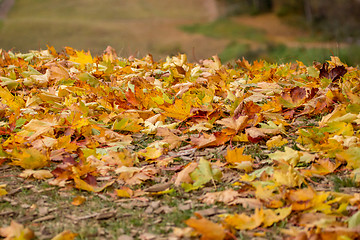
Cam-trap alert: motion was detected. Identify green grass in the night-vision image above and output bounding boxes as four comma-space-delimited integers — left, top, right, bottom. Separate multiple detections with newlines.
0, 0, 210, 57
181, 18, 266, 42
332, 175, 358, 192
218, 41, 360, 66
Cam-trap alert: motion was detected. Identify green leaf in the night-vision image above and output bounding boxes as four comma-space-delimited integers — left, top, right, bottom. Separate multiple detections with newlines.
78, 72, 99, 87
348, 211, 360, 228
268, 147, 301, 166
182, 183, 201, 192
190, 158, 222, 188
0, 77, 19, 90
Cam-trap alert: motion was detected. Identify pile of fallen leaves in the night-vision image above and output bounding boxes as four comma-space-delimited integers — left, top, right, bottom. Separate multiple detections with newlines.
1, 45, 360, 239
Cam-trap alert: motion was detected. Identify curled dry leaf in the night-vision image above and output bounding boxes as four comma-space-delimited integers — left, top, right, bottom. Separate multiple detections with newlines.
19, 169, 53, 180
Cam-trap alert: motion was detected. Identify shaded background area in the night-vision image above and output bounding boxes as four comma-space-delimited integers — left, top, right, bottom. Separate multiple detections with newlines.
0, 0, 359, 65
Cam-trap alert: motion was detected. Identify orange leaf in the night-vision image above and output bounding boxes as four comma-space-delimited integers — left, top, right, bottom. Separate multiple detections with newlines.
225, 147, 254, 164
71, 196, 86, 206
160, 99, 191, 120
185, 217, 226, 240
51, 230, 78, 240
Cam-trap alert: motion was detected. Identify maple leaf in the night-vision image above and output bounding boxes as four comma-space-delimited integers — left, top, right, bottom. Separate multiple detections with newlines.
336, 147, 360, 169
301, 158, 341, 177
0, 220, 35, 240
112, 118, 144, 132
137, 145, 163, 160
266, 135, 288, 149
160, 99, 191, 120
225, 147, 254, 164
0, 86, 25, 114
185, 216, 226, 240
190, 132, 217, 148
174, 162, 198, 186
272, 161, 305, 187
189, 157, 222, 188
116, 166, 159, 185
18, 118, 58, 142
286, 187, 316, 211
69, 49, 93, 69
262, 206, 292, 227
268, 147, 301, 166
319, 62, 347, 82
225, 208, 264, 230
11, 148, 49, 169
215, 115, 248, 134
156, 127, 187, 150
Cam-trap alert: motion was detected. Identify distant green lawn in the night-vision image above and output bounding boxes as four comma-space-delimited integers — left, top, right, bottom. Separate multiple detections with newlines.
0, 0, 210, 57
1, 0, 359, 65
181, 18, 360, 66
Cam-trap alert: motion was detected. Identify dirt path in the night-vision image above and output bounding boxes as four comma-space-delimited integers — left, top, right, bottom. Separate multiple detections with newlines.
0, 0, 14, 19
232, 13, 345, 48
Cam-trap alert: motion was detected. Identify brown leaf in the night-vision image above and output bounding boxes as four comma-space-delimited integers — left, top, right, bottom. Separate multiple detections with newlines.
319, 62, 347, 82
174, 162, 198, 186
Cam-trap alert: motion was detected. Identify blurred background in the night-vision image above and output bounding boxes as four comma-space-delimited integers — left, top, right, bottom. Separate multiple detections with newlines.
0, 0, 359, 65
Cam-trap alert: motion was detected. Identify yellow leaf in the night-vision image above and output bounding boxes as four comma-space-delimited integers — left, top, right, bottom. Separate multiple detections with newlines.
11, 148, 49, 169
266, 135, 288, 149
272, 161, 304, 187
225, 208, 264, 230
225, 147, 254, 164
0, 184, 7, 196
0, 86, 25, 114
336, 147, 360, 169
232, 133, 248, 142
69, 50, 93, 68
268, 147, 301, 166
116, 187, 133, 198
160, 99, 191, 120
138, 146, 163, 160
263, 206, 292, 227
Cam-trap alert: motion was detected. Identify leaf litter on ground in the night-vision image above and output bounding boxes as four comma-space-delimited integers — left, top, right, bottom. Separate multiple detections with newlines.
1, 46, 360, 239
